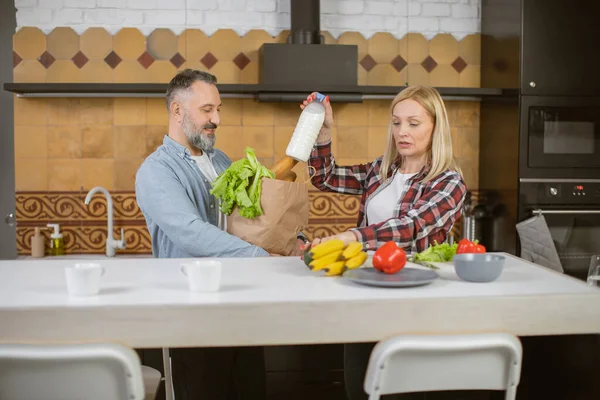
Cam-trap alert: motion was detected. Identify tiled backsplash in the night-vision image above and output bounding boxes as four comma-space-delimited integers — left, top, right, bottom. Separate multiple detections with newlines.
13, 28, 480, 254
13, 28, 481, 86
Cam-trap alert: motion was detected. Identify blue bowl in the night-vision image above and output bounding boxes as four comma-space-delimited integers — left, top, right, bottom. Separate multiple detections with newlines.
453, 253, 506, 282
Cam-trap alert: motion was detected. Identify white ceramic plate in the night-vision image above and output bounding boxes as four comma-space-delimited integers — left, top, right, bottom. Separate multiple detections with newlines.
342, 267, 439, 288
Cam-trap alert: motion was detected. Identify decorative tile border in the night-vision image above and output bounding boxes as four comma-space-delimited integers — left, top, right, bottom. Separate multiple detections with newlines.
16, 191, 151, 255
15, 188, 470, 255
15, 191, 360, 255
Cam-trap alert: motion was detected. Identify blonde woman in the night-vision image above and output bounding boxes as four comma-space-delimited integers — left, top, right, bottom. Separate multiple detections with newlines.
304, 86, 467, 253
304, 86, 469, 399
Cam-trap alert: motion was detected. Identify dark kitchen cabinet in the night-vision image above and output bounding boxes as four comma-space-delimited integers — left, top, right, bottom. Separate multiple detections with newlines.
0, 0, 17, 260
521, 0, 600, 96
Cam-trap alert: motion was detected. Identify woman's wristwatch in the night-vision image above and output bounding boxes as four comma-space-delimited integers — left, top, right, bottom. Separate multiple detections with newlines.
296, 232, 310, 244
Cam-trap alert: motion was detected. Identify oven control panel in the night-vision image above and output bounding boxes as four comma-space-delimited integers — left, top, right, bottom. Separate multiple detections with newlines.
521, 181, 600, 205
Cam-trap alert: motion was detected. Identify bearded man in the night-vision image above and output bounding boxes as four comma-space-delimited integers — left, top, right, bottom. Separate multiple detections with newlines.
135, 69, 272, 399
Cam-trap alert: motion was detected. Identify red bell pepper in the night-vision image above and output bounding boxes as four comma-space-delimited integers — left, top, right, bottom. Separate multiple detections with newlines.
456, 238, 486, 254
373, 241, 406, 274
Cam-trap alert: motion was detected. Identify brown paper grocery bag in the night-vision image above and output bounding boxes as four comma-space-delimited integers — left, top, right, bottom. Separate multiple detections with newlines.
227, 178, 309, 256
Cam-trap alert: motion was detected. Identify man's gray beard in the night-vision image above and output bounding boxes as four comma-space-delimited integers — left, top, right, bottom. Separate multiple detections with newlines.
182, 114, 216, 153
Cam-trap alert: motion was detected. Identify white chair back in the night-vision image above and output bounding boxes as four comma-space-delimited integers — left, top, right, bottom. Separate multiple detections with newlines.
0, 342, 146, 400
364, 333, 523, 400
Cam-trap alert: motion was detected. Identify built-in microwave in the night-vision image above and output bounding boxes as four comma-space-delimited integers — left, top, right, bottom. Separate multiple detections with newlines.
519, 96, 600, 179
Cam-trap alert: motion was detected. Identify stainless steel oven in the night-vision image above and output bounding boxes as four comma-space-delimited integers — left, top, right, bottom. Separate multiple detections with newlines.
519, 96, 600, 179
519, 179, 600, 281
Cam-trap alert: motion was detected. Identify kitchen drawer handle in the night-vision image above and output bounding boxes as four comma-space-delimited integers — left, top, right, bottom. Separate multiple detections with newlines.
533, 209, 600, 215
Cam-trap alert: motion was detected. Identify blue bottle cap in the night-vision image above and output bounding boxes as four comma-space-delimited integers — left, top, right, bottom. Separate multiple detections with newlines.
315, 92, 326, 102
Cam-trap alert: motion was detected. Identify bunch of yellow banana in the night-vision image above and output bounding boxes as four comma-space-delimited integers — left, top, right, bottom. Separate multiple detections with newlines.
303, 239, 368, 276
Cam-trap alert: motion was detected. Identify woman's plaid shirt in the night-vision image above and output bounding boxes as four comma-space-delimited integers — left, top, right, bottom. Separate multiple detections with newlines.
308, 141, 467, 252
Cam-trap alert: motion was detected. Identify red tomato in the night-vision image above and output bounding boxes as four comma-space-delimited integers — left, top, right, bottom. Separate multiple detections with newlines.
456, 238, 486, 254
456, 239, 477, 254
473, 244, 486, 253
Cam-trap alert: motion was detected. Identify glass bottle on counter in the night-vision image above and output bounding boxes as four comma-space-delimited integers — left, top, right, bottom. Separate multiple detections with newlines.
47, 223, 65, 256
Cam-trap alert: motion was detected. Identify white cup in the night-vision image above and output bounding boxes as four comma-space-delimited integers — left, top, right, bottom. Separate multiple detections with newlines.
180, 260, 222, 292
65, 263, 105, 297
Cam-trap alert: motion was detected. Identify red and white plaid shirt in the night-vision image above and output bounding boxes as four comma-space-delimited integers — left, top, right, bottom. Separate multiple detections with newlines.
309, 141, 467, 252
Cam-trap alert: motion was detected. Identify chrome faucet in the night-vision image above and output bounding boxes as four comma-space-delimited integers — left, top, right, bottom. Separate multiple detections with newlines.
84, 186, 126, 257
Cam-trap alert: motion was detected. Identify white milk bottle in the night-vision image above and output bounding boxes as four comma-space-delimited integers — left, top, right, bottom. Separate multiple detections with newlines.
286, 92, 326, 162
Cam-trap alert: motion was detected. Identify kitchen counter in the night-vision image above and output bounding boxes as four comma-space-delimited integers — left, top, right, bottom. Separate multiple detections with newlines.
0, 253, 598, 348
16, 254, 152, 260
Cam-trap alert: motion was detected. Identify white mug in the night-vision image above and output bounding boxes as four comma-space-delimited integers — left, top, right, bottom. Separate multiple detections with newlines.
65, 263, 106, 297
180, 260, 222, 292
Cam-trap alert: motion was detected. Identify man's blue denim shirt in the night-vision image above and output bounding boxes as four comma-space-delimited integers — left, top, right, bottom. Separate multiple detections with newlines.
135, 135, 269, 258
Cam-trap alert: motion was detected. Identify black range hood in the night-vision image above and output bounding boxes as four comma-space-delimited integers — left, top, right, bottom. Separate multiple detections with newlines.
258, 0, 358, 91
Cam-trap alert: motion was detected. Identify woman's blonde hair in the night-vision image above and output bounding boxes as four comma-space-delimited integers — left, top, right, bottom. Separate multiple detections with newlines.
379, 85, 462, 183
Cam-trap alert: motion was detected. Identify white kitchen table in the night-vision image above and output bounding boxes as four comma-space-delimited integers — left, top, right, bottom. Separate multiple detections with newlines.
0, 253, 598, 348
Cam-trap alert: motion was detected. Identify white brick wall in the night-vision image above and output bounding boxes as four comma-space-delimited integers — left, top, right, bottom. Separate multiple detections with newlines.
21, 0, 480, 39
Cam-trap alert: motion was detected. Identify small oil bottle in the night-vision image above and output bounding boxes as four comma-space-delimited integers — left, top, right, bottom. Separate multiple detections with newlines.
30, 227, 46, 258
46, 223, 65, 256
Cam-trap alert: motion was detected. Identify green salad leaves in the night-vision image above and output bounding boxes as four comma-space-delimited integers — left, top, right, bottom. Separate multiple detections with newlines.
210, 147, 275, 219
413, 241, 458, 262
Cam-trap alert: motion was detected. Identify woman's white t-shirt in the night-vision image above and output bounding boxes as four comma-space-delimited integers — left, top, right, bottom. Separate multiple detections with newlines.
366, 172, 416, 225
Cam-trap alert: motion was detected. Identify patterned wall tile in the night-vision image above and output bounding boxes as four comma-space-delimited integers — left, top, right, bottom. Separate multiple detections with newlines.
47, 27, 79, 60
38, 51, 55, 69
406, 33, 429, 65
13, 27, 46, 59
337, 32, 367, 60
114, 28, 146, 60
209, 29, 241, 63
430, 34, 459, 65
147, 28, 177, 60
460, 65, 481, 88
13, 60, 46, 82
182, 29, 210, 64
240, 61, 259, 84
80, 28, 112, 60
13, 52, 22, 67
359, 54, 376, 72
368, 64, 405, 86
46, 59, 81, 82
241, 30, 274, 62
209, 61, 240, 84
114, 60, 146, 83
72, 51, 89, 68
104, 51, 122, 69
170, 53, 186, 68
80, 59, 114, 83
430, 64, 459, 87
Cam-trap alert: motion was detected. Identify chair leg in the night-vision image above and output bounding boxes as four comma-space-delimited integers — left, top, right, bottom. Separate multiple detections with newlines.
505, 385, 517, 400
162, 347, 175, 400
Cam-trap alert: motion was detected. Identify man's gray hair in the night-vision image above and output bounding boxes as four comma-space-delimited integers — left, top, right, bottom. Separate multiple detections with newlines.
165, 69, 217, 110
